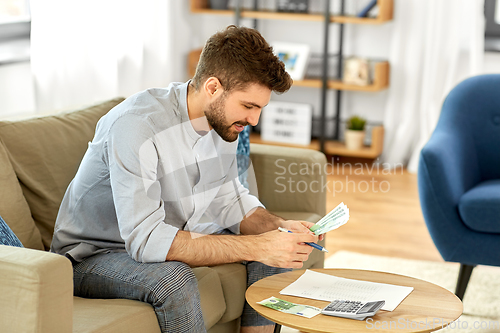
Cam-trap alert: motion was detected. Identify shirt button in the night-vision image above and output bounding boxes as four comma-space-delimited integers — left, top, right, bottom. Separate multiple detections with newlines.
196, 154, 200, 159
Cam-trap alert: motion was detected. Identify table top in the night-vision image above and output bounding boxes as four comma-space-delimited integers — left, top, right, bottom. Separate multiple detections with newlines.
245, 269, 463, 333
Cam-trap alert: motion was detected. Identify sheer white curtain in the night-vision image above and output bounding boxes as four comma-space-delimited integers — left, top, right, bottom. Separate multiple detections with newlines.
382, 0, 485, 173
30, 0, 179, 113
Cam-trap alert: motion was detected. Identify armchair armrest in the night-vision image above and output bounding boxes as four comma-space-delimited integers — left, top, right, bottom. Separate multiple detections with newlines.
0, 245, 73, 333
249, 143, 327, 217
418, 130, 481, 262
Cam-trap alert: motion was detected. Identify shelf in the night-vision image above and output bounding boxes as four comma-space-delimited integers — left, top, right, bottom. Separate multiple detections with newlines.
190, 8, 325, 21
250, 126, 385, 159
332, 0, 394, 24
190, 0, 393, 24
188, 48, 389, 92
297, 61, 390, 92
242, 10, 325, 22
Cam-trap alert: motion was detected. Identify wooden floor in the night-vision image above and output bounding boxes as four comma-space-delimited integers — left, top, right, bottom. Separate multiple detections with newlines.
322, 157, 443, 263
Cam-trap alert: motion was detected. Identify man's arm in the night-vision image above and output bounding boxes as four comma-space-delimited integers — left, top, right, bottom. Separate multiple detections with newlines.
239, 207, 284, 235
240, 207, 322, 239
166, 229, 318, 268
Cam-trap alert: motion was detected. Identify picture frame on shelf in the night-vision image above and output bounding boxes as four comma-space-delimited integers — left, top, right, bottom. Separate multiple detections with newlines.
343, 57, 371, 86
272, 42, 310, 81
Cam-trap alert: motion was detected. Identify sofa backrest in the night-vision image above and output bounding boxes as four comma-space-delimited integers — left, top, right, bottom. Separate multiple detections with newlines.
0, 98, 124, 250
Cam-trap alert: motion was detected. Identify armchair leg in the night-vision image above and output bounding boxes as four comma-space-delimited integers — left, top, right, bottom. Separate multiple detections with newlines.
455, 264, 475, 301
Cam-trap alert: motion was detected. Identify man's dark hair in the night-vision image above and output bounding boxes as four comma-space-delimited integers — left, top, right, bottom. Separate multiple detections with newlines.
192, 25, 293, 94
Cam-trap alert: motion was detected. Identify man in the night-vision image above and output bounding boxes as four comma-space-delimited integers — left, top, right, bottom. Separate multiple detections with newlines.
51, 25, 320, 333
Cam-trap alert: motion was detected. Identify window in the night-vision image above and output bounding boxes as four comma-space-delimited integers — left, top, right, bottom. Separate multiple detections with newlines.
0, 0, 30, 64
0, 0, 30, 24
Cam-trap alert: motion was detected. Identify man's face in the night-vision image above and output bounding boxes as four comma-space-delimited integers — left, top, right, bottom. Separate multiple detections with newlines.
205, 83, 272, 142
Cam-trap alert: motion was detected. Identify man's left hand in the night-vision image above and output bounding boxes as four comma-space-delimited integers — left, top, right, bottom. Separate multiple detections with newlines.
280, 220, 325, 241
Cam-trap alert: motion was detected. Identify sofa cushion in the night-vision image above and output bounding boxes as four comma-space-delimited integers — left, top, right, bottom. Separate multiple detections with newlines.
192, 266, 227, 329
209, 263, 247, 323
459, 180, 500, 233
272, 211, 322, 224
250, 144, 327, 217
72, 266, 229, 333
0, 98, 125, 249
73, 297, 161, 333
0, 143, 44, 250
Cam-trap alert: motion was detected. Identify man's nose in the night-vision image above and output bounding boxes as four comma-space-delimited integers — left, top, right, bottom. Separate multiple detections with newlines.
246, 109, 262, 127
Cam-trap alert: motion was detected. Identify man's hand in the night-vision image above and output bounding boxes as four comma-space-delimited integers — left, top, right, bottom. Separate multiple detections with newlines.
253, 230, 319, 268
166, 211, 325, 268
280, 220, 325, 241
167, 229, 318, 268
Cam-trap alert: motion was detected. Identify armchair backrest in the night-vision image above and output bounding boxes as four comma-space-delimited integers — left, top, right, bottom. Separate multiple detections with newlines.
436, 74, 500, 181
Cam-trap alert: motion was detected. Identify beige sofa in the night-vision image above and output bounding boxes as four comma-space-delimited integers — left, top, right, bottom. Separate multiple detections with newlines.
0, 98, 327, 333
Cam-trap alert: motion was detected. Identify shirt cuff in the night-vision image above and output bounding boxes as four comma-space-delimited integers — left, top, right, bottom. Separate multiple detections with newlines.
141, 222, 179, 263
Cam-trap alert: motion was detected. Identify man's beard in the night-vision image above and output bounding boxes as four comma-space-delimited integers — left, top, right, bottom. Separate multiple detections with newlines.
205, 94, 248, 142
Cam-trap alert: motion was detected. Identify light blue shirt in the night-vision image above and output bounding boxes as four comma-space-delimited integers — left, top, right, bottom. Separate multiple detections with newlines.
51, 81, 263, 263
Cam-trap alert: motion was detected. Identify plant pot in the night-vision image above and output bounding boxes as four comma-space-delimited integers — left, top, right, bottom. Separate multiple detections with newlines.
209, 0, 229, 9
345, 130, 365, 150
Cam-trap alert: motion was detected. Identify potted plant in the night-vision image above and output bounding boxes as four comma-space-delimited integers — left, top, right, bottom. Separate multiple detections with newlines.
345, 116, 366, 150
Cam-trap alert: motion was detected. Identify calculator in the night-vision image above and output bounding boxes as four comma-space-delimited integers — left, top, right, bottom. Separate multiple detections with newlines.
321, 300, 385, 320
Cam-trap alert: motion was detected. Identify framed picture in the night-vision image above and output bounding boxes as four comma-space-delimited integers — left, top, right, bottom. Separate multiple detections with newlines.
272, 42, 310, 81
343, 57, 371, 86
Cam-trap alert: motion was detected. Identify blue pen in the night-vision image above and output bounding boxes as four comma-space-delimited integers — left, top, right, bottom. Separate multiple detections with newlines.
278, 227, 328, 253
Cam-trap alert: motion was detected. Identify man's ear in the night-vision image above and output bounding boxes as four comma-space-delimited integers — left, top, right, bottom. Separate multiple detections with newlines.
204, 77, 224, 99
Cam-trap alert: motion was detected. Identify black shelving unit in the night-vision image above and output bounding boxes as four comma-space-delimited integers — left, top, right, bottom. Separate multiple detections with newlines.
234, 0, 347, 154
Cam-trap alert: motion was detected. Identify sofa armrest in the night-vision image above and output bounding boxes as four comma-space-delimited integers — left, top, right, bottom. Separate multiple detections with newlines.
249, 143, 327, 217
0, 245, 74, 333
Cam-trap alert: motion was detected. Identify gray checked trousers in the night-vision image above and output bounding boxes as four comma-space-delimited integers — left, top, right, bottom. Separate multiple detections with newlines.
73, 251, 290, 333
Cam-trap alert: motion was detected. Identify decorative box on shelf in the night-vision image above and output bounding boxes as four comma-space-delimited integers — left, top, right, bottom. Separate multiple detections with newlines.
276, 0, 309, 13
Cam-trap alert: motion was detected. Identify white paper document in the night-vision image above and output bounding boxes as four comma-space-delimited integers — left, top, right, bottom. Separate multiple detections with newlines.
279, 270, 413, 311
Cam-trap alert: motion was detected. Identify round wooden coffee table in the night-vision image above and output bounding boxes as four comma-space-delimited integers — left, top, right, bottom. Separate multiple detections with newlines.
246, 269, 463, 333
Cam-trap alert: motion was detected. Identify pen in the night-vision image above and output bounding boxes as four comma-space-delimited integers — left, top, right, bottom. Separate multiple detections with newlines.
278, 227, 329, 253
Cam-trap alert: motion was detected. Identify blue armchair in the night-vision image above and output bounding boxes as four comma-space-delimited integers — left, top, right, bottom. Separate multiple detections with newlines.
418, 74, 500, 301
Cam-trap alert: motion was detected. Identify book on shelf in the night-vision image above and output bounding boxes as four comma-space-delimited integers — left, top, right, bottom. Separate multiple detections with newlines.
357, 0, 377, 17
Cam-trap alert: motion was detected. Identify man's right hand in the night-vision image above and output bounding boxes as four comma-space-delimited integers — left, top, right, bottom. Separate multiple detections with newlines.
167, 229, 319, 268
253, 230, 319, 268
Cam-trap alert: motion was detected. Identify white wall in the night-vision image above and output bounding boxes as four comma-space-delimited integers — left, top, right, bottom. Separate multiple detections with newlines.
0, 62, 35, 118
484, 51, 500, 72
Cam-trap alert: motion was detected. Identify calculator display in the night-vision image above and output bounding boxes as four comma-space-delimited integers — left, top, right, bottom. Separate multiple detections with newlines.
322, 300, 385, 320
357, 302, 379, 314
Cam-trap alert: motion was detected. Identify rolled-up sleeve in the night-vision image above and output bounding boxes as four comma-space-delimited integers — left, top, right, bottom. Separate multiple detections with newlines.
107, 115, 178, 262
